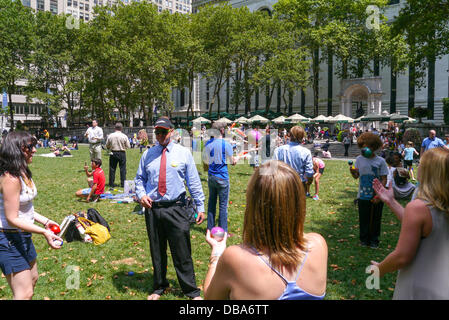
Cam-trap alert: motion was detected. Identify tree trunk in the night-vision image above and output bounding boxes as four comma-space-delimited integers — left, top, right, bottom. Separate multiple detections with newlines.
8, 90, 14, 130
313, 48, 320, 117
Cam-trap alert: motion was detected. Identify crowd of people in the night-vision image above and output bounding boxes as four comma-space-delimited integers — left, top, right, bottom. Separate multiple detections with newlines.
1, 116, 449, 301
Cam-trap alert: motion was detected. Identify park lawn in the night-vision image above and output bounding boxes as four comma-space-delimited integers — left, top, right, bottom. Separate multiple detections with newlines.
0, 145, 404, 300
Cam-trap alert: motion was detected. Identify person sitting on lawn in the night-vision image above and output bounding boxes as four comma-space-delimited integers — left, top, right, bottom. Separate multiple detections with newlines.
386, 153, 415, 200
75, 158, 105, 202
203, 160, 328, 300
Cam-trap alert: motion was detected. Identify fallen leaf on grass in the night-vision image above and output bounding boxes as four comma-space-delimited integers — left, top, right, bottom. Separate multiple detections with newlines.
328, 211, 336, 215
111, 258, 138, 266
91, 259, 98, 264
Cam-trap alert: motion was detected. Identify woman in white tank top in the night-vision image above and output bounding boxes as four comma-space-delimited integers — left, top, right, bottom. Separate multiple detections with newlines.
371, 148, 449, 299
0, 132, 63, 300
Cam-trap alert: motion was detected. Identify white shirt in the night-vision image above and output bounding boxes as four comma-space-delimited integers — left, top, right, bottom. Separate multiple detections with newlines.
0, 177, 37, 229
85, 126, 104, 144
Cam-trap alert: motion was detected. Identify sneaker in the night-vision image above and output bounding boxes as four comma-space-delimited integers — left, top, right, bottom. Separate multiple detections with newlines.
360, 242, 369, 247
313, 194, 320, 201
306, 192, 311, 197
370, 243, 379, 249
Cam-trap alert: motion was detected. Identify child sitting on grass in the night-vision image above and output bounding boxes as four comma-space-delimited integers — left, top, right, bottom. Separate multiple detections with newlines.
75, 158, 105, 202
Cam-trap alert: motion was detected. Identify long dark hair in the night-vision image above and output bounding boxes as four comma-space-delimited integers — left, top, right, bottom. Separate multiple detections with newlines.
0, 131, 37, 179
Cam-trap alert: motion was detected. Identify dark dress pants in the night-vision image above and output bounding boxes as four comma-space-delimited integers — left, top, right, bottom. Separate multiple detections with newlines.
144, 205, 200, 298
109, 151, 126, 187
357, 199, 384, 246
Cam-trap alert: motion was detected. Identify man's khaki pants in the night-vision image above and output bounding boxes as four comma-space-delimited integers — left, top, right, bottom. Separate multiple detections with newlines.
89, 143, 102, 160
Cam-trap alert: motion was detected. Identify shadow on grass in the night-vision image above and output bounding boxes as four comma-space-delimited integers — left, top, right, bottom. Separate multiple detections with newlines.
111, 271, 185, 299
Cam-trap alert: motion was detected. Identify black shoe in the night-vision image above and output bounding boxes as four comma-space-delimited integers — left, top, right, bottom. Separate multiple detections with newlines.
369, 243, 379, 249
360, 242, 369, 247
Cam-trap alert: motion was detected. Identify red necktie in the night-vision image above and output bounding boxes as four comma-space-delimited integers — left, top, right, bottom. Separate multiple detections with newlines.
158, 147, 167, 196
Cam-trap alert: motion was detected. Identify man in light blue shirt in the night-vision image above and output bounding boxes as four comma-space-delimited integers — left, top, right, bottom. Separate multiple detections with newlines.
202, 122, 236, 233
420, 130, 449, 155
274, 125, 314, 195
135, 117, 205, 300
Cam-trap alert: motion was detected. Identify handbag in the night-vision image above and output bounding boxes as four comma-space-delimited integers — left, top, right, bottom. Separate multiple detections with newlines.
77, 216, 111, 245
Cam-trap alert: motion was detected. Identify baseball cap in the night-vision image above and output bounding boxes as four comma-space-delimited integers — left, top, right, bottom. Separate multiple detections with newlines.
154, 117, 174, 130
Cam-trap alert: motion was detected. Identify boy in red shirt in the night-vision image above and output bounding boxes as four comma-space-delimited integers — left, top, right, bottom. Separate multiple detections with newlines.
75, 158, 105, 202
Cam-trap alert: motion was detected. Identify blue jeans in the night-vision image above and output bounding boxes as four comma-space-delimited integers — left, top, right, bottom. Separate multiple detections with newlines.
207, 175, 230, 232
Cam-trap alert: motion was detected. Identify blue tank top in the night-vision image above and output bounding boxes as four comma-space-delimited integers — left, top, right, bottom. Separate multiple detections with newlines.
251, 247, 325, 300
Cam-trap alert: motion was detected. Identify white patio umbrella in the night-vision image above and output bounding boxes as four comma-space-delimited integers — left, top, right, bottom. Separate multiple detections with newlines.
311, 115, 330, 123
404, 116, 418, 123
287, 113, 309, 122
390, 112, 410, 123
234, 116, 249, 124
272, 115, 287, 124
215, 117, 233, 124
329, 114, 354, 123
192, 116, 211, 124
248, 115, 270, 124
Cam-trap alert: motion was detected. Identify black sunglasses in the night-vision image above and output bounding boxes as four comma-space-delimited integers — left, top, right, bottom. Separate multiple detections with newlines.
155, 129, 170, 135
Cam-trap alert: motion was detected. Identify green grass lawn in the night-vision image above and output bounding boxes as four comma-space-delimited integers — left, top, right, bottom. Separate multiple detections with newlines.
0, 145, 405, 300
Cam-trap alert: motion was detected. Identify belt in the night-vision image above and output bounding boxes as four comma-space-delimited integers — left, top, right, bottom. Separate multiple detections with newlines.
0, 228, 28, 234
111, 150, 125, 152
151, 193, 186, 209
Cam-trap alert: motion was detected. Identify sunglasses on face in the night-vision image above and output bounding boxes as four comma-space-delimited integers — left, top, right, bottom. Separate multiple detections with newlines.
155, 129, 169, 136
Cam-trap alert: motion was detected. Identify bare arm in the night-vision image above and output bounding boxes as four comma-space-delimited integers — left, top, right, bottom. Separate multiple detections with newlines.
373, 179, 404, 221
2, 174, 62, 248
86, 183, 97, 202
204, 231, 230, 299
372, 200, 429, 277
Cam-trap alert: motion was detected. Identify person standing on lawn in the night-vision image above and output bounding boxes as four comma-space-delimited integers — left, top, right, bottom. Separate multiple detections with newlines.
135, 116, 205, 300
420, 129, 449, 155
349, 132, 389, 249
0, 132, 62, 300
402, 141, 419, 181
106, 122, 131, 188
203, 121, 237, 234
305, 157, 325, 201
84, 120, 104, 160
371, 148, 449, 299
274, 125, 314, 196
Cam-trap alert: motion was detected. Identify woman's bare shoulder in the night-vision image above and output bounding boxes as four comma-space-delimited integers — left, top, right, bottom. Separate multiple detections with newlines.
0, 173, 21, 193
304, 233, 328, 254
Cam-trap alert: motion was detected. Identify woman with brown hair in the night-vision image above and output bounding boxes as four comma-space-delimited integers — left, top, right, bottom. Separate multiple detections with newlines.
371, 148, 449, 299
0, 132, 62, 299
203, 160, 327, 300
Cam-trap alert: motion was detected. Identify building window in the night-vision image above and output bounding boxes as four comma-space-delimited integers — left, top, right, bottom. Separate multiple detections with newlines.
73, 1, 78, 7
50, 0, 58, 14
37, 0, 45, 11
21, 0, 31, 7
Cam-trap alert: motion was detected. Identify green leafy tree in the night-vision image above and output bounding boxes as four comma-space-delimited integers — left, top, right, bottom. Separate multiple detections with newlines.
0, 0, 34, 130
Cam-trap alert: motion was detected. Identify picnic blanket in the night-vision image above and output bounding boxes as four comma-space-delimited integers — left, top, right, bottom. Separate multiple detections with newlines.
36, 153, 73, 158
